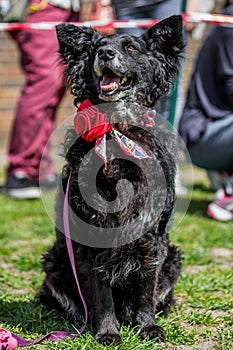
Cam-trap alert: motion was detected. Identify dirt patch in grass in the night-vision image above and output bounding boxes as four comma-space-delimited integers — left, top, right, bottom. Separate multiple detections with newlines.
184, 265, 208, 274
211, 248, 233, 264
166, 345, 195, 349
166, 343, 217, 350
184, 247, 233, 274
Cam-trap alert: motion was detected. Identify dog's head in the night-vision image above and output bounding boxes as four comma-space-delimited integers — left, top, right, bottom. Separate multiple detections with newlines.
56, 15, 184, 107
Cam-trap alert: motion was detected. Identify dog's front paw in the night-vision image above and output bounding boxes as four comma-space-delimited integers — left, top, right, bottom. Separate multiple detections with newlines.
95, 331, 122, 345
140, 325, 166, 342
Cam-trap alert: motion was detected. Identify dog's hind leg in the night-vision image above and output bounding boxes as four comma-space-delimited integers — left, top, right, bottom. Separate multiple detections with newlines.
39, 277, 83, 322
38, 238, 84, 323
155, 245, 183, 313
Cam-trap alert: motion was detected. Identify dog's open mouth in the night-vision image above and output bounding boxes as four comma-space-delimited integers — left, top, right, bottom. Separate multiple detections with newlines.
100, 68, 132, 96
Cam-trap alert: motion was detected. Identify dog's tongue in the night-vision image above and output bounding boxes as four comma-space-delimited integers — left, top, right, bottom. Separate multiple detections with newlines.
100, 74, 120, 91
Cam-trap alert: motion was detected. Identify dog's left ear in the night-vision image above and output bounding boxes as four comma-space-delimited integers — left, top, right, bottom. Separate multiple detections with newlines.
55, 24, 103, 103
56, 24, 100, 64
141, 15, 184, 60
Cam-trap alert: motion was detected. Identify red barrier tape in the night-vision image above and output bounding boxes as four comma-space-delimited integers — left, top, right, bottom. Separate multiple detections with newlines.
0, 12, 233, 31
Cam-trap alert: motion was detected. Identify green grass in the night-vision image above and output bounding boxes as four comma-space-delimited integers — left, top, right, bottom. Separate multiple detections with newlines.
0, 171, 233, 349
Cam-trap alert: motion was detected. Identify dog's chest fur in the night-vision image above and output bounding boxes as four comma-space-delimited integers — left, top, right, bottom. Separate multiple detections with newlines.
74, 231, 168, 288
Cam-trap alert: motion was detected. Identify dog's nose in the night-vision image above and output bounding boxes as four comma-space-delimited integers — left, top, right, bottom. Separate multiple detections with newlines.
97, 46, 115, 61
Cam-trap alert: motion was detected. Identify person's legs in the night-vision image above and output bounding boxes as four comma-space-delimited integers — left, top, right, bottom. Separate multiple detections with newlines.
7, 5, 76, 183
187, 113, 233, 221
188, 113, 233, 171
2, 5, 79, 198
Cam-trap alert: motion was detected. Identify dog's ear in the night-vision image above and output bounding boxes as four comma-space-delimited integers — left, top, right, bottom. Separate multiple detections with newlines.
141, 15, 184, 102
56, 24, 99, 63
56, 24, 103, 103
141, 15, 184, 58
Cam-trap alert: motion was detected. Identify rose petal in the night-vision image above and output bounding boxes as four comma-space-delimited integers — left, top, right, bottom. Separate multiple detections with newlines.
75, 100, 109, 136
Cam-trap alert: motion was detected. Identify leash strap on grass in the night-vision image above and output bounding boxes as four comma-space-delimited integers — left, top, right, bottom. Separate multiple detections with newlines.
63, 173, 88, 332
10, 173, 88, 347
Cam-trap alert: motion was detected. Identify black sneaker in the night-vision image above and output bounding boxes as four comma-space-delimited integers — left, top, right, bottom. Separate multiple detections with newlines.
1, 172, 41, 199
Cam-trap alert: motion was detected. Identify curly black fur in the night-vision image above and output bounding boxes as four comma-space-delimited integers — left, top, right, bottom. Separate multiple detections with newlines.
39, 16, 184, 345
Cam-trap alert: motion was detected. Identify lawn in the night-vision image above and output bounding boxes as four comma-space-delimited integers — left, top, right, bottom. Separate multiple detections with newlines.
0, 169, 232, 350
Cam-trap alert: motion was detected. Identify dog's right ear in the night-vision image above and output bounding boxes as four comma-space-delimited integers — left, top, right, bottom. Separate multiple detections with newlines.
56, 24, 98, 63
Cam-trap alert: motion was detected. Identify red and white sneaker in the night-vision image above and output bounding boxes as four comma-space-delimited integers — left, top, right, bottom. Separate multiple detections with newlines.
207, 190, 233, 221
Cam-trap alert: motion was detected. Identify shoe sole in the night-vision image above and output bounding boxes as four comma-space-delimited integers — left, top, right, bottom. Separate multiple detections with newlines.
1, 187, 41, 199
207, 203, 233, 221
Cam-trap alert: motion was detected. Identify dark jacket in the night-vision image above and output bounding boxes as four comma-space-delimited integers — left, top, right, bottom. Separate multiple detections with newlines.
179, 5, 233, 146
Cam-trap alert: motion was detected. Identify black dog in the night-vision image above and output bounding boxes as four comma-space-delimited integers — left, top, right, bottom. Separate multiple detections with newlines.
39, 15, 184, 344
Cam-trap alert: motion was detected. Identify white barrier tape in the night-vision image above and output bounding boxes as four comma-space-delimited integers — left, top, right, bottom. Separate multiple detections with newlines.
0, 12, 233, 31
0, 19, 159, 31
187, 11, 233, 27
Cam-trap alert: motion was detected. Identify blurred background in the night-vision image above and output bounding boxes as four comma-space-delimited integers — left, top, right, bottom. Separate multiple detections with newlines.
0, 0, 227, 172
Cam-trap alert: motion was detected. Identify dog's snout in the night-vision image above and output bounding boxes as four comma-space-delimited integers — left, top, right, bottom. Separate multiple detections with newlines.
98, 46, 115, 61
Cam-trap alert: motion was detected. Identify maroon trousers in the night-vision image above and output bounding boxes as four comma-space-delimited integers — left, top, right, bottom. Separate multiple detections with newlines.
8, 4, 79, 182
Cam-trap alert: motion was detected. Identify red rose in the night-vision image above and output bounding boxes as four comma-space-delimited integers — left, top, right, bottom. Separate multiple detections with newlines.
74, 100, 112, 142
82, 124, 112, 142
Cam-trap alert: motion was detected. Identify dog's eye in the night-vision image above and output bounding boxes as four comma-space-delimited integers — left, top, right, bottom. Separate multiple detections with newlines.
127, 46, 136, 51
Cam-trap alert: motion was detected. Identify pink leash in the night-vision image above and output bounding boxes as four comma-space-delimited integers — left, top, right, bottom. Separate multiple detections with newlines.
11, 174, 88, 347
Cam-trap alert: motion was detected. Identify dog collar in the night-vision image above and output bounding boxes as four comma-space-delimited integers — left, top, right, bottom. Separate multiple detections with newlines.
74, 100, 155, 168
